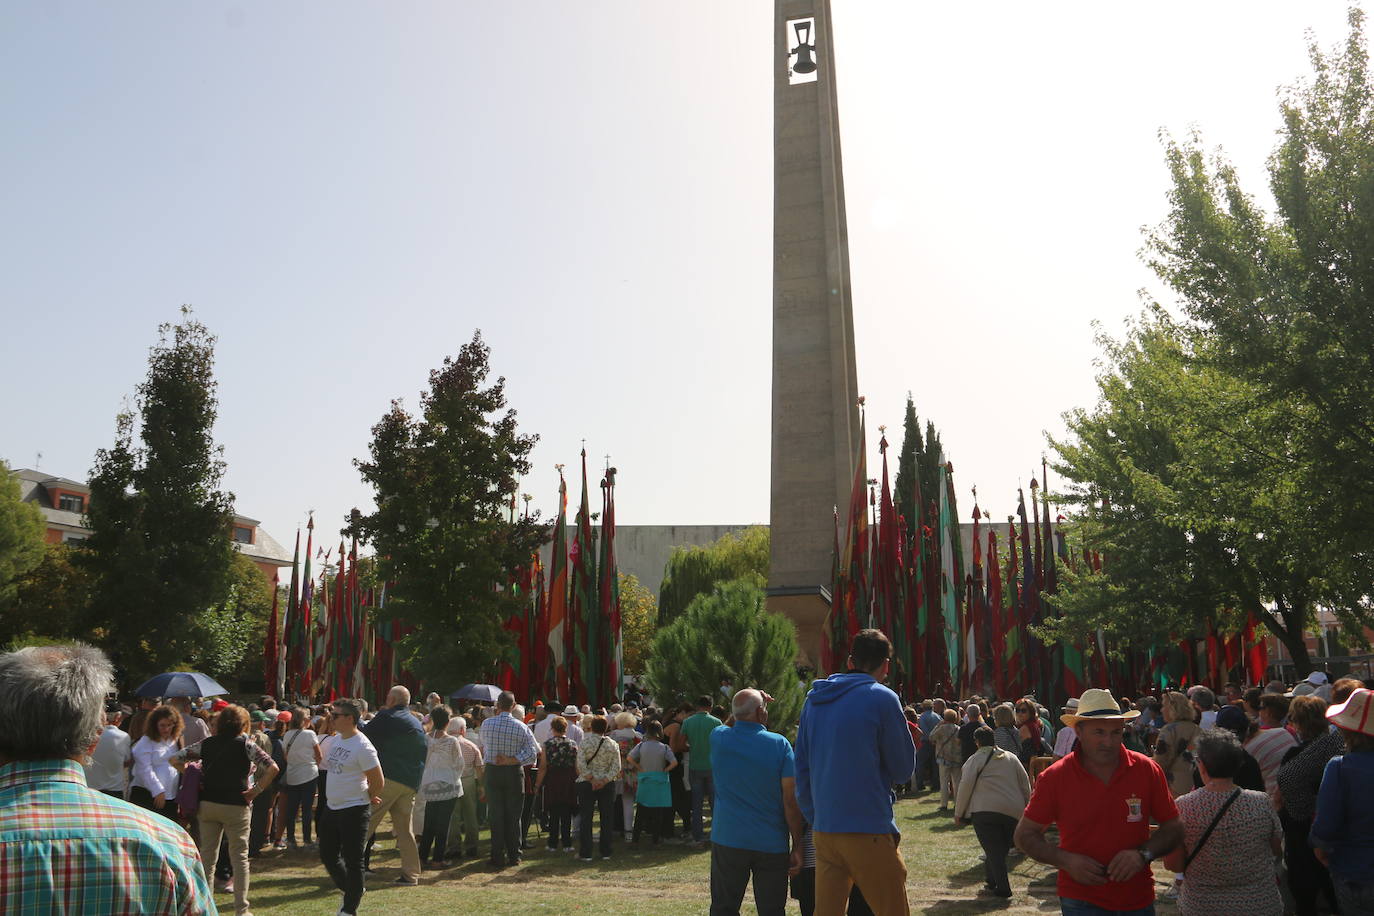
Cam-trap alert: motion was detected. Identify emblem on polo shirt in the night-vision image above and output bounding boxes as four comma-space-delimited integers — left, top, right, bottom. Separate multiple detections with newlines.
1125, 796, 1143, 822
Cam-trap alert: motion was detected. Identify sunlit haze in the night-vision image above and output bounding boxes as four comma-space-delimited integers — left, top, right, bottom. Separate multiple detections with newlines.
1, 2, 1354, 548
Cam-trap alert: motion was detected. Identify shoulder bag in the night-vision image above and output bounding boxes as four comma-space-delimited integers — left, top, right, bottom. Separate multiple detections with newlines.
954, 748, 998, 821
1165, 788, 1241, 873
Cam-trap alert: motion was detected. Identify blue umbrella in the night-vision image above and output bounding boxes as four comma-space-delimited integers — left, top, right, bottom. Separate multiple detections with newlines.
449, 683, 502, 704
135, 671, 229, 699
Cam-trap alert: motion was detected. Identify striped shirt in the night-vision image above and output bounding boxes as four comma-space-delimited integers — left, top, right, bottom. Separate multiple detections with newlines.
1246, 726, 1297, 793
477, 712, 540, 766
456, 735, 484, 779
0, 759, 216, 915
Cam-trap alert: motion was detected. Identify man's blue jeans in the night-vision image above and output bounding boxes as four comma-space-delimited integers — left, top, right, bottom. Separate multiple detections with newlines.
689, 769, 714, 842
1060, 899, 1155, 916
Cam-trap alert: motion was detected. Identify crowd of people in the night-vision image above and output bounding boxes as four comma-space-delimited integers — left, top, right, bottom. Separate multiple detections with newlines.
1, 638, 1372, 916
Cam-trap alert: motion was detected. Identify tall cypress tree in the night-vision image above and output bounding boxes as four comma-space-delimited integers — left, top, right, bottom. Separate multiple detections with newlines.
84, 310, 237, 686
894, 395, 921, 528
893, 395, 945, 528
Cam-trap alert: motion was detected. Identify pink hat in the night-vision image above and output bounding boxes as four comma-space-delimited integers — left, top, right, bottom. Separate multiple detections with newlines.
276, 710, 293, 723
1327, 688, 1374, 737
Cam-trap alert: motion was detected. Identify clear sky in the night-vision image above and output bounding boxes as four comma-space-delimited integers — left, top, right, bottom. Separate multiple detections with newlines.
1, 2, 1356, 550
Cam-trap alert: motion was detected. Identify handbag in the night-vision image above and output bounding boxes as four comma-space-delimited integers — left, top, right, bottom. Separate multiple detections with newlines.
176, 760, 202, 816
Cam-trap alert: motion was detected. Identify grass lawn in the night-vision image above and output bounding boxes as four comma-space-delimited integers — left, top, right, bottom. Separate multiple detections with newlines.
240, 790, 1182, 915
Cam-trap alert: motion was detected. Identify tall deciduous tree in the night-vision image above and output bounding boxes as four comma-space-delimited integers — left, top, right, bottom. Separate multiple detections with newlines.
1145, 9, 1374, 576
83, 311, 237, 686
1049, 312, 1372, 673
352, 331, 548, 685
0, 459, 46, 607
644, 578, 804, 736
657, 526, 769, 625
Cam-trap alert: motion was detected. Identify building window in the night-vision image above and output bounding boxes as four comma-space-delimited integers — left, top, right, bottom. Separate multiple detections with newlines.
58, 494, 84, 513
64, 534, 89, 546
232, 526, 254, 544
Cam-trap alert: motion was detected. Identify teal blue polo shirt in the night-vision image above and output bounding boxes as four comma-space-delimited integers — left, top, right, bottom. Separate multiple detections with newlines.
709, 722, 795, 854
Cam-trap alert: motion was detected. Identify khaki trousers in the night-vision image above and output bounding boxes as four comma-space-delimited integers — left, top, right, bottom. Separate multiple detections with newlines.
366, 780, 422, 879
198, 800, 251, 916
813, 830, 909, 916
445, 774, 480, 855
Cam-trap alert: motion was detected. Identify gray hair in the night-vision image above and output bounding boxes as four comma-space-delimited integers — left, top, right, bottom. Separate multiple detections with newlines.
1189, 685, 1216, 710
0, 643, 113, 761
497, 690, 516, 711
731, 688, 764, 721
512, 704, 525, 719
451, 717, 467, 735
387, 685, 411, 708
1193, 727, 1244, 779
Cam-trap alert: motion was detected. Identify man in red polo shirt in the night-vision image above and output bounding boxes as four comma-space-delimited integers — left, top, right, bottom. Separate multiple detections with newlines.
1014, 689, 1182, 915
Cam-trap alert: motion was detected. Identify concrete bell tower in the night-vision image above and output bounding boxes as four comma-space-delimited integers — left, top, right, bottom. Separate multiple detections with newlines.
767, 0, 859, 664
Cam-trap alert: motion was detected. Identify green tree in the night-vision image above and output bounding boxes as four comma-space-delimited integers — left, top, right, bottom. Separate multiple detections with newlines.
643, 579, 804, 735
83, 311, 237, 687
201, 553, 277, 682
657, 526, 769, 624
619, 572, 657, 675
351, 331, 548, 685
1144, 9, 1374, 574
894, 395, 945, 527
0, 459, 46, 606
0, 543, 93, 650
1048, 311, 1371, 673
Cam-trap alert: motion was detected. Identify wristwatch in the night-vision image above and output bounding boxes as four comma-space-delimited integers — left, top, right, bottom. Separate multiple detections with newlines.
1137, 846, 1156, 863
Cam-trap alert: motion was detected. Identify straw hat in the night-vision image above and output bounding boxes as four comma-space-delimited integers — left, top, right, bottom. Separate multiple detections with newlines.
1326, 688, 1374, 737
562, 704, 579, 717
1061, 688, 1140, 727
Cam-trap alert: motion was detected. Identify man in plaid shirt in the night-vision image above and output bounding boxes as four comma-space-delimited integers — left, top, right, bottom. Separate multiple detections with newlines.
0, 643, 216, 915
480, 691, 540, 869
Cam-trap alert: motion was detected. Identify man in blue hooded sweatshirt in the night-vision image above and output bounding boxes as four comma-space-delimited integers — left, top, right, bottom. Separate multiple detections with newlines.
795, 629, 915, 916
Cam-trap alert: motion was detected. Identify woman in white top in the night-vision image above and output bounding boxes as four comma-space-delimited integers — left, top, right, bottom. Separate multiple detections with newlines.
272, 706, 322, 849
953, 725, 1031, 900
417, 706, 464, 868
130, 704, 183, 822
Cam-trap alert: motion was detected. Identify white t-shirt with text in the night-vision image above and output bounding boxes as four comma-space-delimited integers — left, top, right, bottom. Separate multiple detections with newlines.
325, 732, 381, 810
